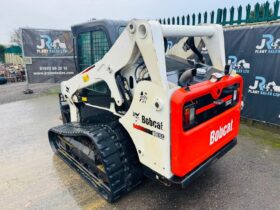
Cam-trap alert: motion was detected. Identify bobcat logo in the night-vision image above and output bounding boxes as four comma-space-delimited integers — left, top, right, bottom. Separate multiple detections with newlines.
133, 112, 140, 121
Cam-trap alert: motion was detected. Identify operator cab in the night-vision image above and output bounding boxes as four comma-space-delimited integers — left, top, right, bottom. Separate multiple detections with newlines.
70, 20, 127, 123
72, 19, 127, 72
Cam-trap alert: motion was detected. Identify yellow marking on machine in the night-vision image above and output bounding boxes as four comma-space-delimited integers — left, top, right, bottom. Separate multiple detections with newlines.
83, 74, 90, 83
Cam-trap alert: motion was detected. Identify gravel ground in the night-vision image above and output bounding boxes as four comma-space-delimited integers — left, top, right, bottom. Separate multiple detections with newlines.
0, 92, 279, 210
0, 82, 59, 104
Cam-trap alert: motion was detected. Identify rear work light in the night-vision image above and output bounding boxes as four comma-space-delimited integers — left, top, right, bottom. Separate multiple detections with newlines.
183, 104, 196, 129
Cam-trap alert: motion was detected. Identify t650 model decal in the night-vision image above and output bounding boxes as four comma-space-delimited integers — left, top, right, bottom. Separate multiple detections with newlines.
133, 123, 165, 140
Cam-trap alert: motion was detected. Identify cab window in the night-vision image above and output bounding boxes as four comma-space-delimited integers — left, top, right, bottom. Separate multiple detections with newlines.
77, 30, 110, 72
92, 31, 110, 63
77, 32, 91, 71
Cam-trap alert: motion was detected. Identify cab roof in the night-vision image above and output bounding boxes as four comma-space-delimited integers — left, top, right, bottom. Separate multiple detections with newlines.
71, 19, 128, 38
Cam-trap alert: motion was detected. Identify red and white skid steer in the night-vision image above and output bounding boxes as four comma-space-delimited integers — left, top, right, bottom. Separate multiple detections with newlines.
48, 19, 243, 202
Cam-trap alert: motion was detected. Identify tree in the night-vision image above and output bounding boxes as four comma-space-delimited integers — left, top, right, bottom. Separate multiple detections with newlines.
10, 28, 22, 47
250, 3, 273, 19
0, 44, 5, 63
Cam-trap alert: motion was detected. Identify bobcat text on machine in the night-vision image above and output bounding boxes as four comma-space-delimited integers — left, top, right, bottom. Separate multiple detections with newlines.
48, 19, 243, 202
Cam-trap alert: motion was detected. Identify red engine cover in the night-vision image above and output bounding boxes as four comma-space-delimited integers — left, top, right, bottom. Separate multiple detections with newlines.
170, 75, 243, 177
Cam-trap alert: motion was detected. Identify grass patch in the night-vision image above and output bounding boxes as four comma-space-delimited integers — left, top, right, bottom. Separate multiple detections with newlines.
239, 124, 280, 149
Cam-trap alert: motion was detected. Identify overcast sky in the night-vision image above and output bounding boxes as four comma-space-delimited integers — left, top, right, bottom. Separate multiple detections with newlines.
0, 0, 272, 45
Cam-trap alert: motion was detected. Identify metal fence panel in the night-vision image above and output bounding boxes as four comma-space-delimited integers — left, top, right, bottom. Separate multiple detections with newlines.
159, 0, 280, 26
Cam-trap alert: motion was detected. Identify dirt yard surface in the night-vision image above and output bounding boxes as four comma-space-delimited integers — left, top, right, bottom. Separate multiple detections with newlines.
0, 95, 280, 210
0, 82, 59, 104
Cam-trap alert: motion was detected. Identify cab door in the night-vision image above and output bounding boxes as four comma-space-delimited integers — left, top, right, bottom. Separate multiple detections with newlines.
76, 29, 115, 123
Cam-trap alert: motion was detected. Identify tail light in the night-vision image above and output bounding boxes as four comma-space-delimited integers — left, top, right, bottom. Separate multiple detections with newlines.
184, 104, 196, 129
222, 84, 240, 105
233, 85, 241, 103
233, 89, 237, 101
183, 83, 241, 131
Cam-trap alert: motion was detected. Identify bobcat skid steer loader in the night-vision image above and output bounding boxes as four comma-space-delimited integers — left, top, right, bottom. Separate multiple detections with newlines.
48, 19, 243, 202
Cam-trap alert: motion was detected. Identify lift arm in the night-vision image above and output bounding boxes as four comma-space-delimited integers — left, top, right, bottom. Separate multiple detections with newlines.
60, 20, 225, 122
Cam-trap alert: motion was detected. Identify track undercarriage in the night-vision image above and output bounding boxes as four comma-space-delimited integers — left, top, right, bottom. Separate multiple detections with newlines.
48, 122, 142, 202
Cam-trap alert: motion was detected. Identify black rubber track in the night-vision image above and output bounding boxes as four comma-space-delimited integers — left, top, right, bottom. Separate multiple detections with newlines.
48, 122, 143, 202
